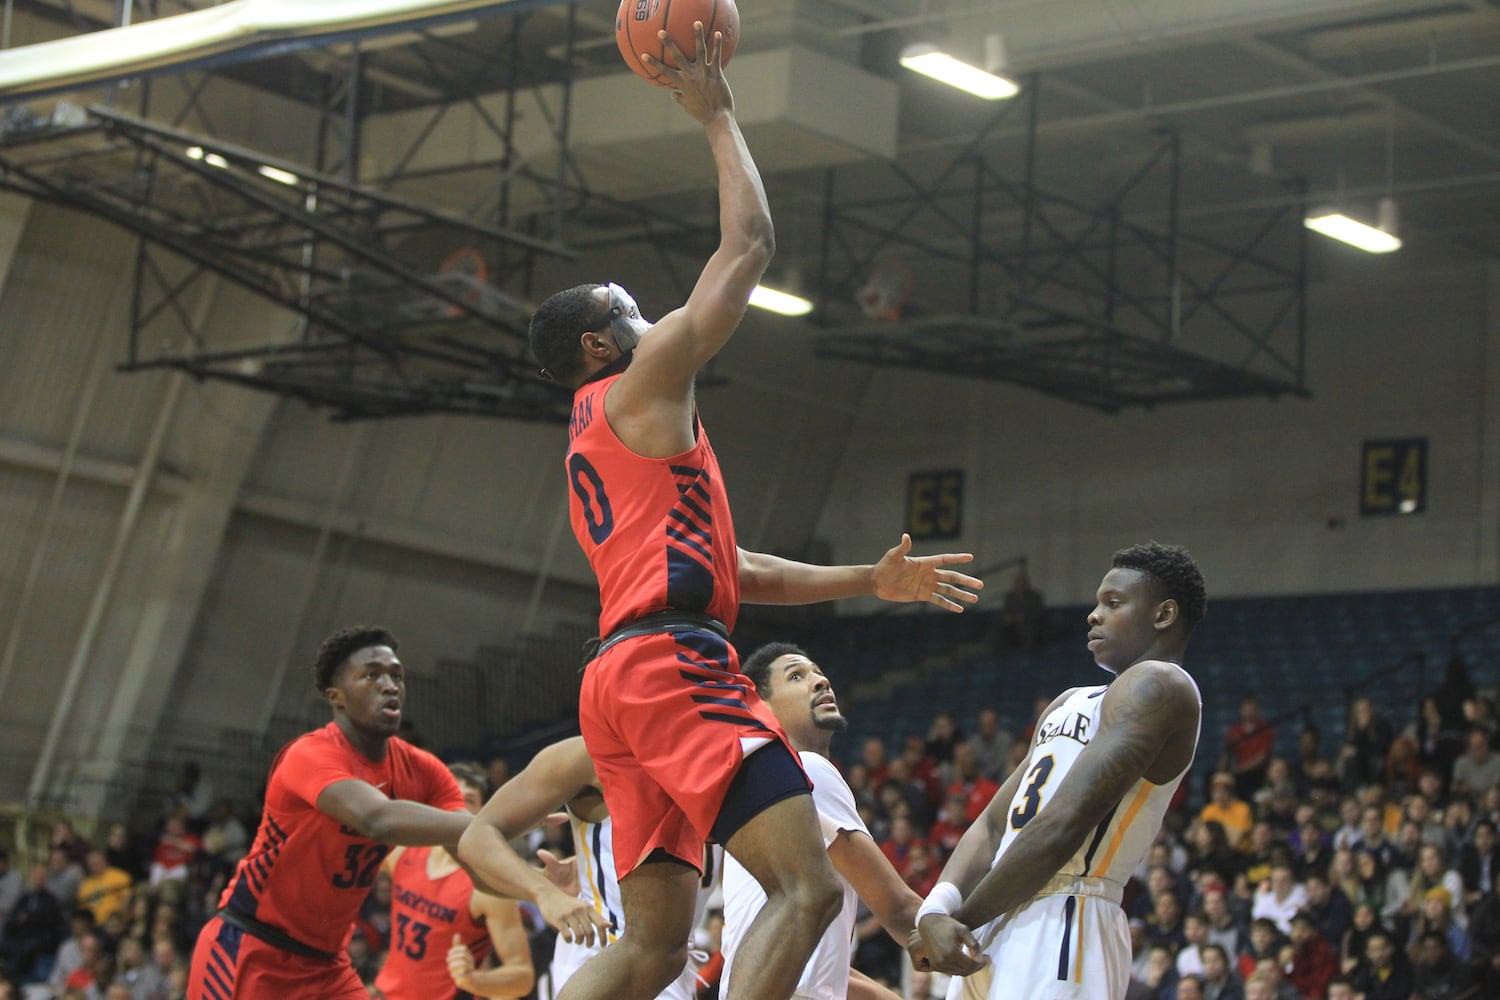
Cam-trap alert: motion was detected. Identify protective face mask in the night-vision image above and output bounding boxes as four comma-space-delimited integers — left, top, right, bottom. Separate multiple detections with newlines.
606, 282, 651, 353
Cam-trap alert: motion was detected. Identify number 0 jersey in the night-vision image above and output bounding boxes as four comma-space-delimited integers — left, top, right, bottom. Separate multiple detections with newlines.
997, 676, 1199, 889
566, 373, 740, 638
374, 847, 488, 1000
219, 723, 466, 955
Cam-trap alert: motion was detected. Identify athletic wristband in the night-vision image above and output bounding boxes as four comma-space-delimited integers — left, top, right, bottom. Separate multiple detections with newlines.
916, 881, 962, 921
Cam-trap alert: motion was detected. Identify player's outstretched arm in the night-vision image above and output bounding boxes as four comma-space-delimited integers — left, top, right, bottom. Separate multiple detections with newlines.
448, 896, 535, 999
615, 24, 773, 400
828, 830, 922, 946
737, 534, 982, 612
953, 662, 1199, 930
317, 780, 471, 847
456, 739, 609, 945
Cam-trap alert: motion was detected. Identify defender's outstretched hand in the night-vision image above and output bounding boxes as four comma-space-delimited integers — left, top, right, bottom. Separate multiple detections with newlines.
873, 534, 983, 612
537, 885, 612, 946
640, 22, 734, 123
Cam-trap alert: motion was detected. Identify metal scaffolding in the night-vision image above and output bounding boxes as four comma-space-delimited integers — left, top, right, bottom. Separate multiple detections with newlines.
810, 78, 1310, 412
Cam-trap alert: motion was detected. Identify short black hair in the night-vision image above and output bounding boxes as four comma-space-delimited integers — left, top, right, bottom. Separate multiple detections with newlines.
1112, 541, 1207, 630
742, 641, 808, 699
448, 761, 488, 798
313, 626, 398, 692
529, 283, 608, 384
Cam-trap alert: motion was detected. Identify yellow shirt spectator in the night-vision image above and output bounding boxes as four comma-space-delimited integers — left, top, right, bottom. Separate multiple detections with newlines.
1199, 772, 1254, 848
77, 850, 133, 925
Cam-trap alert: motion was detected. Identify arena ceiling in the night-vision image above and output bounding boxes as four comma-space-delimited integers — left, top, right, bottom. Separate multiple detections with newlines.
1, 0, 1498, 415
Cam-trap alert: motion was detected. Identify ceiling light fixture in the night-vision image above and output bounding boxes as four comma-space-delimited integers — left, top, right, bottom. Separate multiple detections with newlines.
257, 165, 301, 186
899, 42, 1019, 100
749, 284, 814, 317
1303, 197, 1401, 254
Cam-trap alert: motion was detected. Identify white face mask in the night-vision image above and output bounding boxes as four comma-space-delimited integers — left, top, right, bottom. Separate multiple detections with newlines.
606, 282, 651, 353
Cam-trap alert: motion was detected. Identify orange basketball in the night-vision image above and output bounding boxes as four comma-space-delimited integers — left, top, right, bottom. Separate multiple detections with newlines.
615, 0, 740, 88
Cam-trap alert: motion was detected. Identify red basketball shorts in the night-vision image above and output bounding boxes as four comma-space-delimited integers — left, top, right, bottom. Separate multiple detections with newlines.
188, 916, 366, 1000
579, 628, 801, 879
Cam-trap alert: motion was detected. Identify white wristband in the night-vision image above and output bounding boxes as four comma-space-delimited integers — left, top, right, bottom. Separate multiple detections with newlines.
916, 881, 962, 921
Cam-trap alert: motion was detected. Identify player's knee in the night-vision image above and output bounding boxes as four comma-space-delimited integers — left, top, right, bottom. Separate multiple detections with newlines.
638, 938, 690, 990
787, 859, 842, 929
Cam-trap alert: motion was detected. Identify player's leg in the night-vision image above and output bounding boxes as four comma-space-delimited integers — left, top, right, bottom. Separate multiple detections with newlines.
556, 856, 698, 1000
187, 916, 242, 1000
720, 743, 843, 1000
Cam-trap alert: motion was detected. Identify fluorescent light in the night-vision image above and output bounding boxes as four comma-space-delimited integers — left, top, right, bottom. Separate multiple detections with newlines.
749, 285, 814, 317
257, 165, 301, 186
1303, 211, 1401, 254
899, 43, 1020, 100
203, 152, 230, 169
185, 146, 204, 160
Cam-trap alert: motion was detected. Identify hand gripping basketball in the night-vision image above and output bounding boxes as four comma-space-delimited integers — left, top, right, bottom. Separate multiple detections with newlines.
640, 23, 734, 124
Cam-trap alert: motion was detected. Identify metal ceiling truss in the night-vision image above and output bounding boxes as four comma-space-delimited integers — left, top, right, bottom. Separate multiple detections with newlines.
811, 77, 1310, 412
0, 9, 581, 421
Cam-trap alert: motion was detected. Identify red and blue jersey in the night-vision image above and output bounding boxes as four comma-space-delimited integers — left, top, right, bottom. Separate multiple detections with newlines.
219, 724, 466, 955
374, 847, 489, 1000
566, 374, 740, 637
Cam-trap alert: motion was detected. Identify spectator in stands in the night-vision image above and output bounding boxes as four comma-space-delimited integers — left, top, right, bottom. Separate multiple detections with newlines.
1324, 976, 1354, 1000
883, 758, 934, 827
1240, 821, 1281, 889
170, 763, 213, 831
860, 736, 890, 789
1383, 733, 1421, 798
1302, 871, 1352, 946
76, 850, 132, 930
49, 911, 98, 993
998, 571, 1046, 652
1337, 698, 1393, 793
1199, 943, 1243, 1000
1350, 927, 1413, 1000
1245, 957, 1297, 1000
1330, 798, 1362, 853
133, 938, 178, 1000
1291, 819, 1330, 881
1400, 843, 1464, 930
1132, 943, 1178, 1000
1176, 911, 1211, 977
1237, 918, 1285, 982
1410, 927, 1472, 1000
926, 792, 970, 861
200, 801, 248, 875
44, 848, 82, 914
355, 869, 393, 954
966, 707, 1010, 782
902, 842, 939, 898
1224, 697, 1275, 801
1469, 867, 1500, 996
1340, 901, 1383, 977
485, 755, 511, 794
923, 711, 962, 771
1283, 909, 1338, 999
1409, 885, 1469, 961
1441, 794, 1474, 864
145, 815, 198, 903
58, 931, 103, 995
114, 936, 153, 998
896, 735, 944, 815
1201, 773, 1253, 849
1401, 794, 1446, 854
1252, 863, 1307, 935
1202, 884, 1247, 958
1451, 728, 1500, 799
102, 825, 146, 885
1353, 806, 1398, 872
1460, 818, 1498, 909
945, 741, 999, 824
0, 851, 21, 934
346, 927, 379, 986
1190, 819, 1245, 888
1418, 698, 1466, 787
1465, 696, 1499, 743
50, 822, 90, 868
1175, 973, 1206, 1000
1145, 889, 1187, 953
877, 814, 926, 875
845, 763, 877, 816
1257, 777, 1299, 840
1328, 850, 1361, 912
1293, 724, 1328, 798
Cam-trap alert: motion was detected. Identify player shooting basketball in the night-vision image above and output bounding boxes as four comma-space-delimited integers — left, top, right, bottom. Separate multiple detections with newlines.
516, 22, 983, 1000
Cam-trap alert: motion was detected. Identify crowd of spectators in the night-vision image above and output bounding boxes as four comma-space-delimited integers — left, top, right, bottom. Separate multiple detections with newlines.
4, 654, 1497, 1000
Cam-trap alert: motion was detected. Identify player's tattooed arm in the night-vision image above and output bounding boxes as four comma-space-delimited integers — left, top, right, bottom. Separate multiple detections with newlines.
951, 663, 1198, 931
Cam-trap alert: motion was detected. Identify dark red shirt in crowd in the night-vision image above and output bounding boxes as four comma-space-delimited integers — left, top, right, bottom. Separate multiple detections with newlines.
1288, 933, 1339, 999
949, 776, 1001, 824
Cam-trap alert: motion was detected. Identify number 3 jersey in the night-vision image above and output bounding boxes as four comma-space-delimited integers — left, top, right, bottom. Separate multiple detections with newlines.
997, 679, 1198, 889
219, 723, 467, 955
375, 847, 488, 1000
566, 373, 740, 638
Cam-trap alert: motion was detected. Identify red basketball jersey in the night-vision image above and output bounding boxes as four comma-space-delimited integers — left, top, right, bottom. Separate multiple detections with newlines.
374, 847, 489, 1000
566, 374, 740, 636
219, 723, 466, 955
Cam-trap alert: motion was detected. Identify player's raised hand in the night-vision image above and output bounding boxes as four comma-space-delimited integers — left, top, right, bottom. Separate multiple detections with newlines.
446, 933, 477, 991
537, 848, 581, 897
915, 913, 989, 976
641, 22, 734, 123
872, 534, 983, 612
537, 885, 612, 946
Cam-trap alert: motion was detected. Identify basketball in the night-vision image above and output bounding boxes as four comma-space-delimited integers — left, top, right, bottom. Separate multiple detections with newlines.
615, 0, 740, 88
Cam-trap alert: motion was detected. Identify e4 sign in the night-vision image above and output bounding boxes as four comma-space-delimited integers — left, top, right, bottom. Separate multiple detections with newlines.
1361, 439, 1426, 515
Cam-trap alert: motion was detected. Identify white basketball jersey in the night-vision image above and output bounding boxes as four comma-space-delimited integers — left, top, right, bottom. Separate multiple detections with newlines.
995, 678, 1198, 887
